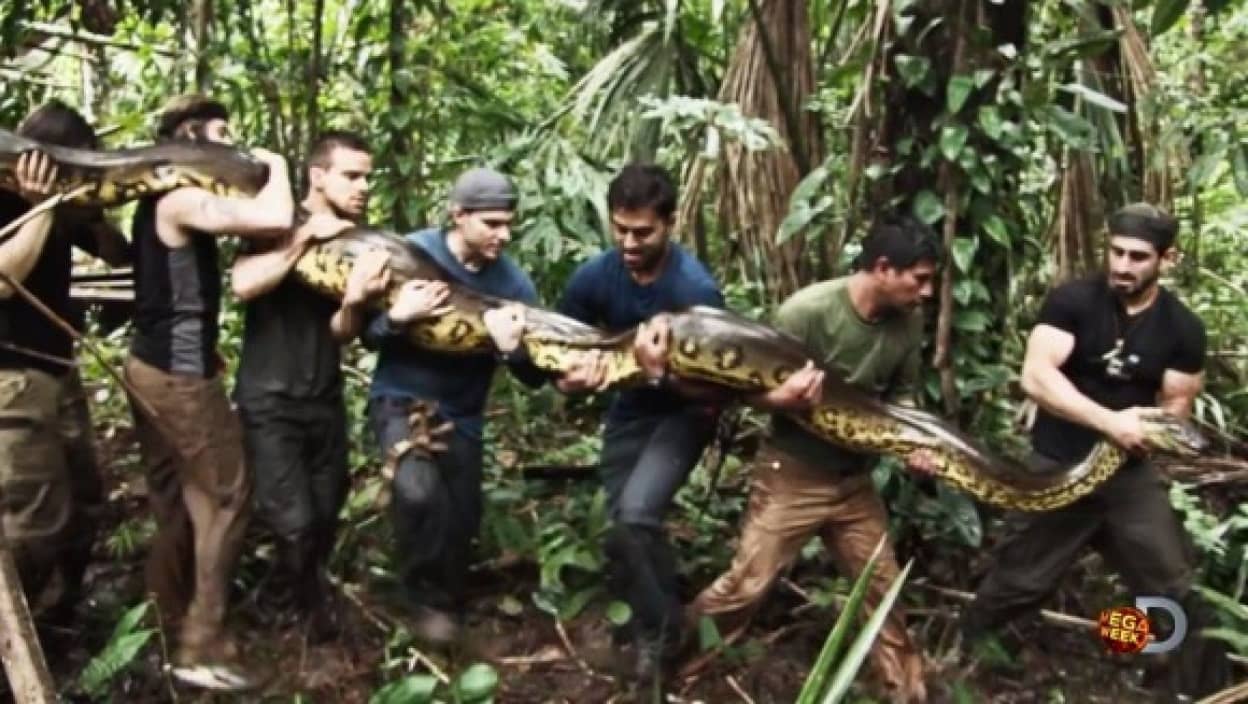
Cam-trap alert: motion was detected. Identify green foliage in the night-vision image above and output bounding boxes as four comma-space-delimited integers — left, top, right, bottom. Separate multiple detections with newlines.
796, 536, 915, 704
75, 601, 156, 700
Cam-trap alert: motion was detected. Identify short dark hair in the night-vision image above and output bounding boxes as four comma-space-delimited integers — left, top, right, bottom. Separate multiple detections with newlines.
307, 130, 371, 169
155, 94, 229, 141
18, 100, 96, 149
1107, 202, 1178, 253
853, 213, 943, 271
607, 163, 678, 221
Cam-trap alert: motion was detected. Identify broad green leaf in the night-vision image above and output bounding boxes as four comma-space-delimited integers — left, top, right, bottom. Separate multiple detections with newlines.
1058, 83, 1127, 113
453, 663, 499, 702
940, 125, 969, 162
977, 106, 1003, 141
946, 75, 974, 114
1151, 0, 1190, 36
955, 311, 991, 332
778, 195, 833, 244
560, 585, 599, 620
369, 675, 438, 704
912, 190, 944, 225
980, 215, 1009, 247
973, 68, 995, 88
697, 615, 723, 652
607, 600, 632, 626
893, 54, 930, 88
951, 236, 978, 273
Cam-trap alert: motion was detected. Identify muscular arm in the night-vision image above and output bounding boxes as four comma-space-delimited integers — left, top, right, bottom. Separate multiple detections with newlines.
1019, 323, 1115, 435
0, 210, 53, 298
231, 234, 305, 302
156, 156, 294, 240
1157, 369, 1203, 419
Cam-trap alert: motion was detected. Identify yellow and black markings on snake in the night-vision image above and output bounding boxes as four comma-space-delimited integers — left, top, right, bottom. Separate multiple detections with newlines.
3, 131, 1212, 513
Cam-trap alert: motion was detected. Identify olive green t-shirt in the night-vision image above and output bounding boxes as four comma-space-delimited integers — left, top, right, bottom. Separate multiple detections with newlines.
767, 276, 924, 472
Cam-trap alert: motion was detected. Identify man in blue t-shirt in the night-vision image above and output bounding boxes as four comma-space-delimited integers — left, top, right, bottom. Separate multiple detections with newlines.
361, 167, 546, 643
555, 163, 725, 682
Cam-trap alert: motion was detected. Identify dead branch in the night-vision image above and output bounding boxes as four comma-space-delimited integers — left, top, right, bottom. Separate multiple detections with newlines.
553, 617, 614, 684
18, 21, 177, 57
0, 529, 57, 704
1196, 679, 1248, 704
726, 674, 757, 704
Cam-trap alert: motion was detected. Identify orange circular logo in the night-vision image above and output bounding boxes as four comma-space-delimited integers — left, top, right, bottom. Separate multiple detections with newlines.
1098, 606, 1151, 654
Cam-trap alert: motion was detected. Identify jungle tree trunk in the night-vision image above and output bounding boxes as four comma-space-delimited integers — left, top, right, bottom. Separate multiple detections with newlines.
189, 0, 212, 92
710, 0, 822, 304
389, 0, 414, 231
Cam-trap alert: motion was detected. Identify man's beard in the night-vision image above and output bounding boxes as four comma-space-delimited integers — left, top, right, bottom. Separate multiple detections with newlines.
1109, 269, 1159, 302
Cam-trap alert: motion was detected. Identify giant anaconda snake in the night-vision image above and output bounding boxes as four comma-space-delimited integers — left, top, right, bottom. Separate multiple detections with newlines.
0, 131, 1209, 512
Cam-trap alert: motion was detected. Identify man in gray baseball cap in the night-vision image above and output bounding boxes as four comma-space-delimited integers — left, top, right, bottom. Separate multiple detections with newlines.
359, 165, 548, 644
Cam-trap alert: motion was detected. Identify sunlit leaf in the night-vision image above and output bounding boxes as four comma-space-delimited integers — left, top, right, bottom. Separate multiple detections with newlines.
912, 190, 944, 225
947, 74, 974, 114
940, 124, 969, 162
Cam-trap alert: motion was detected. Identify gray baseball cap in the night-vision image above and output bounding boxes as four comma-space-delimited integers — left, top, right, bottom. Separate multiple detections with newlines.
449, 167, 517, 211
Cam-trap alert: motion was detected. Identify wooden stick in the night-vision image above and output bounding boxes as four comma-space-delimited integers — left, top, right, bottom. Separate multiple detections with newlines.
0, 528, 57, 704
0, 186, 89, 247
1196, 679, 1248, 704
553, 617, 613, 683
726, 674, 757, 704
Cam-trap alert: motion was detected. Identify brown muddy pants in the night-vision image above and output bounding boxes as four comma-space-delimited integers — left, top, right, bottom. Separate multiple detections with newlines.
690, 444, 926, 702
124, 356, 251, 662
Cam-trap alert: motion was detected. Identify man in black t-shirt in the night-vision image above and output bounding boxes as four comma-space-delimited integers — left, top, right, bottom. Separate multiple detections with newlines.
230, 131, 388, 639
957, 203, 1228, 697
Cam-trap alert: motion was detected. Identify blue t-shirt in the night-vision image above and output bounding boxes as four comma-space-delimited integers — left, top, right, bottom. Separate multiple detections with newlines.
558, 242, 724, 424
365, 227, 541, 441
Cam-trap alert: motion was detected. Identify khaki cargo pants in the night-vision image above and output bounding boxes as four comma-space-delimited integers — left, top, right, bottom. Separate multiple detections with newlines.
690, 444, 927, 703
0, 366, 100, 616
124, 356, 251, 662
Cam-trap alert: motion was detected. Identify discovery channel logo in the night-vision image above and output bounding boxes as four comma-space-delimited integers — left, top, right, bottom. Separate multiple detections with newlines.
1098, 596, 1187, 655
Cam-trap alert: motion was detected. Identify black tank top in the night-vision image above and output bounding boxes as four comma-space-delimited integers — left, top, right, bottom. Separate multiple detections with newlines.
0, 191, 76, 375
128, 196, 222, 377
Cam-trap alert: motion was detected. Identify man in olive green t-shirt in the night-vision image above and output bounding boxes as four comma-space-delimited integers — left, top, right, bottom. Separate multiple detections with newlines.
686, 215, 941, 704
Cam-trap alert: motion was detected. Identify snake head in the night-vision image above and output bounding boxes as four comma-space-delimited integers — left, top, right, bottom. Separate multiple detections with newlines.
1140, 409, 1209, 457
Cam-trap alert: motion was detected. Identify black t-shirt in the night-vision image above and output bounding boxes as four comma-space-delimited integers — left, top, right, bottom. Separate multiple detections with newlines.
1030, 276, 1206, 462
233, 222, 342, 405
0, 191, 84, 375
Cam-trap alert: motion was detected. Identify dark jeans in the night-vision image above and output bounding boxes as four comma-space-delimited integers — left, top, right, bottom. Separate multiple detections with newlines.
599, 407, 716, 643
239, 395, 348, 597
370, 396, 482, 614
964, 455, 1230, 697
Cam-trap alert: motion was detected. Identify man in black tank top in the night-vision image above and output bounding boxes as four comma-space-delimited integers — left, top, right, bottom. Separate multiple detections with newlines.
122, 94, 294, 691
0, 101, 125, 666
956, 204, 1229, 697
230, 131, 388, 640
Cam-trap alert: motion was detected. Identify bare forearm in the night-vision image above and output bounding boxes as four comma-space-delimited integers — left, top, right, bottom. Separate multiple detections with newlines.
0, 212, 53, 298
232, 242, 305, 301
1021, 363, 1112, 434
250, 163, 295, 234
330, 302, 368, 342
